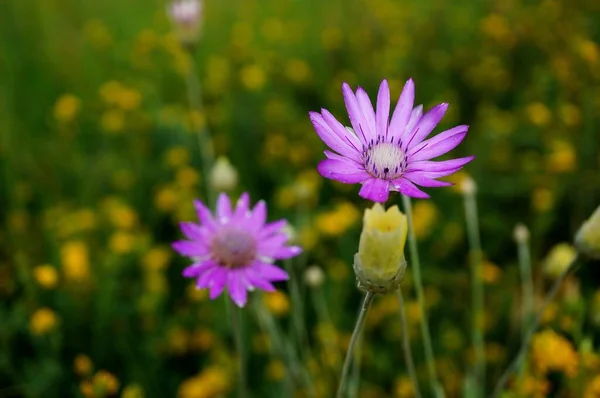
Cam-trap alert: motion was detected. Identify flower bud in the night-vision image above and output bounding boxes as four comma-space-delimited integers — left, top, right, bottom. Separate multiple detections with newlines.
543, 243, 576, 279
354, 203, 408, 293
461, 176, 477, 196
167, 0, 204, 46
513, 223, 530, 244
209, 157, 238, 193
575, 205, 600, 259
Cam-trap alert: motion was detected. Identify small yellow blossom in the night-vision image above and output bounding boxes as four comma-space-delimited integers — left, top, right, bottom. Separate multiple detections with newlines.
266, 360, 286, 381
101, 109, 125, 133
190, 329, 214, 351
585, 375, 600, 398
531, 329, 578, 377
61, 241, 91, 282
109, 205, 138, 230
240, 64, 266, 91
33, 265, 59, 289
263, 291, 290, 317
74, 354, 93, 376
84, 19, 112, 49
546, 140, 576, 173
394, 376, 415, 398
543, 243, 577, 279
526, 102, 551, 127
412, 201, 438, 239
109, 231, 136, 254
154, 186, 180, 212
175, 166, 200, 189
54, 94, 81, 123
121, 384, 144, 398
285, 59, 310, 84
355, 203, 408, 293
177, 367, 230, 398
167, 326, 190, 355
482, 261, 502, 284
93, 370, 120, 395
531, 188, 554, 212
30, 308, 58, 335
575, 205, 600, 259
165, 147, 190, 168
142, 247, 172, 271
80, 381, 94, 398
315, 202, 359, 236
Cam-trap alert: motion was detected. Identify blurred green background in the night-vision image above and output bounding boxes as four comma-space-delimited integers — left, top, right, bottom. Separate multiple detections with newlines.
1, 0, 600, 397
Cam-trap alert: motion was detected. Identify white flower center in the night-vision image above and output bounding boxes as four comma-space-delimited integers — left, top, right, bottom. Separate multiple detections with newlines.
210, 228, 256, 268
363, 142, 406, 180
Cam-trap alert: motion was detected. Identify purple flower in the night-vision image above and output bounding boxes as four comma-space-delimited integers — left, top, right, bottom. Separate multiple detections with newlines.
310, 78, 474, 202
172, 193, 302, 307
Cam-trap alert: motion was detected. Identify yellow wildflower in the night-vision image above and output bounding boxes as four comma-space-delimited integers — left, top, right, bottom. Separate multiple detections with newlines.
355, 203, 408, 293
190, 329, 214, 352
285, 59, 310, 84
266, 360, 286, 381
394, 376, 415, 398
240, 64, 266, 91
167, 326, 189, 356
585, 375, 600, 398
531, 188, 554, 212
84, 19, 112, 49
526, 102, 551, 127
176, 166, 200, 189
165, 147, 190, 168
531, 329, 578, 377
412, 201, 438, 239
178, 367, 230, 398
546, 140, 576, 173
30, 308, 58, 335
154, 186, 179, 212
543, 243, 577, 279
101, 109, 125, 133
74, 354, 93, 376
263, 291, 290, 317
61, 241, 90, 282
109, 231, 136, 254
33, 265, 59, 289
142, 247, 172, 271
54, 94, 81, 123
315, 201, 359, 236
121, 384, 144, 398
93, 370, 120, 395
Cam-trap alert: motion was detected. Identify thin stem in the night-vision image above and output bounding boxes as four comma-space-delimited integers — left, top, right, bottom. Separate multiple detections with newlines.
285, 258, 308, 357
336, 292, 375, 398
463, 190, 485, 396
396, 289, 422, 398
184, 49, 216, 205
231, 305, 248, 398
491, 255, 579, 398
348, 331, 363, 398
516, 235, 534, 381
401, 195, 443, 398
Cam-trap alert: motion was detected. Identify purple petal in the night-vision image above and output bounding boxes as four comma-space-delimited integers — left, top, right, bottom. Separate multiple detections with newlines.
209, 268, 228, 299
393, 178, 430, 199
228, 270, 248, 307
355, 87, 377, 140
310, 111, 361, 161
194, 199, 217, 230
358, 178, 391, 203
409, 125, 469, 162
253, 261, 289, 281
273, 245, 302, 260
257, 234, 288, 256
179, 222, 209, 241
318, 159, 370, 184
244, 267, 276, 292
403, 172, 453, 187
376, 79, 390, 138
389, 79, 415, 142
234, 192, 250, 218
216, 193, 232, 222
172, 240, 209, 257
243, 200, 266, 232
342, 83, 372, 145
407, 156, 475, 173
196, 266, 223, 289
182, 260, 216, 278
258, 220, 287, 239
403, 103, 448, 151
320, 108, 362, 153
405, 105, 423, 137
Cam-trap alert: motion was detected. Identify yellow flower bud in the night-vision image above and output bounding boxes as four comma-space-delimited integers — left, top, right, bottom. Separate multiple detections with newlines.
354, 203, 408, 293
575, 205, 600, 259
209, 157, 238, 193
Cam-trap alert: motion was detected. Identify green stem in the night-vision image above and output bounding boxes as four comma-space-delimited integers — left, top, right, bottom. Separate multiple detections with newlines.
463, 190, 485, 396
401, 195, 443, 398
230, 304, 248, 398
396, 289, 422, 398
348, 331, 363, 398
336, 291, 375, 398
516, 233, 534, 382
184, 48, 216, 205
491, 256, 579, 398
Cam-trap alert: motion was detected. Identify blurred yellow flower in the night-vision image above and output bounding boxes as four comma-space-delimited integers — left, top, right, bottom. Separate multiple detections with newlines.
109, 231, 136, 254
190, 329, 214, 351
109, 205, 138, 230
167, 326, 190, 355
209, 157, 238, 192
481, 261, 502, 284
30, 307, 58, 335
266, 360, 286, 381
121, 384, 145, 398
559, 103, 581, 126
53, 94, 81, 123
240, 64, 266, 91
101, 109, 125, 133
577, 39, 599, 66
546, 140, 576, 173
543, 243, 576, 279
155, 185, 180, 212
285, 59, 310, 84
480, 13, 514, 46
315, 202, 359, 236
176, 166, 200, 189
412, 201, 438, 239
585, 375, 600, 398
526, 102, 551, 127
80, 381, 94, 398
74, 354, 93, 376
187, 110, 206, 132
61, 241, 91, 282
178, 367, 230, 398
321, 27, 343, 50
165, 147, 191, 168
34, 265, 59, 289
263, 291, 290, 317
116, 88, 142, 111
531, 188, 554, 212
84, 19, 112, 49
515, 375, 549, 398
142, 247, 172, 271
186, 284, 207, 302
93, 370, 120, 395
145, 272, 167, 295
394, 376, 415, 398
531, 329, 578, 377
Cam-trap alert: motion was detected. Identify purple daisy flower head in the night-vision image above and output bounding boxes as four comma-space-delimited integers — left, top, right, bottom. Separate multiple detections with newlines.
172, 193, 302, 307
310, 78, 474, 202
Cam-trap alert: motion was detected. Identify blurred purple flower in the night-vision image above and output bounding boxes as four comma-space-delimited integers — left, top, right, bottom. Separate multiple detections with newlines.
172, 193, 301, 307
310, 79, 474, 202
